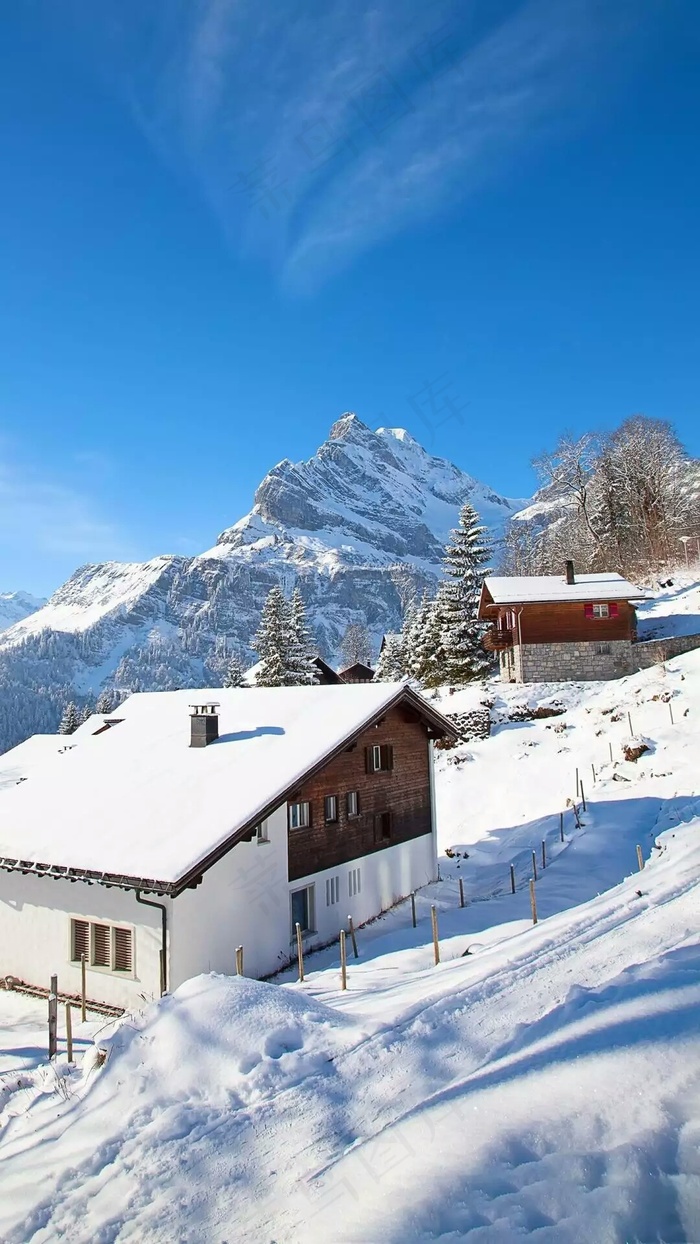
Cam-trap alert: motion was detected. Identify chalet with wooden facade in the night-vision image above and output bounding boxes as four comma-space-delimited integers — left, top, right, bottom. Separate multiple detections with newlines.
479, 561, 648, 683
0, 684, 455, 1009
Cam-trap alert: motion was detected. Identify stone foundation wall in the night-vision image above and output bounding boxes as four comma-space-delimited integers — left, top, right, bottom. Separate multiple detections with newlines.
517, 639, 634, 683
632, 633, 700, 669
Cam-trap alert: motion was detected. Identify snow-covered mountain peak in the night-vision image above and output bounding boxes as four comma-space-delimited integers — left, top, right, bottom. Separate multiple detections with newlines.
0, 591, 46, 633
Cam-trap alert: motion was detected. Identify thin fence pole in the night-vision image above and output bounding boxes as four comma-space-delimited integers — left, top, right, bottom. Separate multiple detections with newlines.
65, 1004, 73, 1064
541, 839, 546, 871
636, 844, 645, 871
580, 781, 587, 812
669, 701, 674, 726
235, 945, 244, 976
431, 905, 440, 966
410, 892, 417, 928
296, 923, 304, 982
529, 879, 538, 925
609, 741, 613, 763
80, 954, 87, 1023
575, 766, 579, 798
510, 863, 516, 894
628, 711, 634, 735
559, 812, 564, 843
591, 763, 596, 785
348, 915, 358, 960
339, 930, 347, 991
458, 877, 465, 908
531, 849, 537, 882
48, 975, 58, 1061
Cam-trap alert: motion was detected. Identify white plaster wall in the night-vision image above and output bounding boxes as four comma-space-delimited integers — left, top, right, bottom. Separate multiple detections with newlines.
290, 833, 437, 960
168, 803, 290, 987
0, 871, 163, 1010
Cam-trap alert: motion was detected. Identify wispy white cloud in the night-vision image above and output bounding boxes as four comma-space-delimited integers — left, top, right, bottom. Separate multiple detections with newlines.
71, 0, 657, 288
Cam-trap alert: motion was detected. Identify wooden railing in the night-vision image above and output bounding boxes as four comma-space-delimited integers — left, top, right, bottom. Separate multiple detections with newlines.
483, 627, 513, 652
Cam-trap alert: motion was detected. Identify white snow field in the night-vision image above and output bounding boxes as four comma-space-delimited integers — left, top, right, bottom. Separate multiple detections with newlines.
2, 623, 700, 1239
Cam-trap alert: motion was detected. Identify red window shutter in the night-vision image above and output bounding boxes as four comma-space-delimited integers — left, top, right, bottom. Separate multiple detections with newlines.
609, 603, 619, 617
584, 604, 594, 618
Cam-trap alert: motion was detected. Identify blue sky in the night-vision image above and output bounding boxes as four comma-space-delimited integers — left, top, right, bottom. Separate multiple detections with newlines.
1, 0, 698, 595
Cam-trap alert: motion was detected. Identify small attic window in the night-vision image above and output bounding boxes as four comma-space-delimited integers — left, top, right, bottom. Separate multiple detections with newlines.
585, 603, 618, 619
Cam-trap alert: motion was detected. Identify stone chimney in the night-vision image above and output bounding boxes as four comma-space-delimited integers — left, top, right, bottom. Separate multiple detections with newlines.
189, 702, 220, 747
565, 559, 575, 585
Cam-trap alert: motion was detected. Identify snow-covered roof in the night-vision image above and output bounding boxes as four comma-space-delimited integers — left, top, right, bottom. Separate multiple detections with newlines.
481, 572, 648, 609
0, 684, 453, 892
0, 734, 67, 793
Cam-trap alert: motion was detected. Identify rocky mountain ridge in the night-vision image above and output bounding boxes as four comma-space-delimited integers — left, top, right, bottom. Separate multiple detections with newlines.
0, 414, 530, 752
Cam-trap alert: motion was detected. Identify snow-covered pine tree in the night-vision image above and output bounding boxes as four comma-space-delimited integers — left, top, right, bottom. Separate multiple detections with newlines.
374, 633, 405, 681
411, 593, 448, 688
58, 701, 81, 735
339, 621, 373, 669
222, 654, 247, 688
254, 586, 296, 687
288, 588, 318, 685
95, 689, 116, 714
439, 501, 493, 683
79, 700, 94, 724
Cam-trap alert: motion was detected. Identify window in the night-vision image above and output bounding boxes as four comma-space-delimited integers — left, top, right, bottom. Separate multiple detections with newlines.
366, 744, 393, 773
71, 918, 134, 974
346, 790, 359, 818
373, 811, 392, 843
324, 795, 338, 823
288, 801, 311, 830
349, 867, 361, 897
585, 602, 619, 620
326, 876, 340, 906
291, 885, 315, 935
596, 644, 611, 656
256, 819, 269, 843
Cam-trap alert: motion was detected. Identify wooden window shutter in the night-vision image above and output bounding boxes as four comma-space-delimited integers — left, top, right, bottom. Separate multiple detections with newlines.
114, 928, 133, 973
92, 923, 111, 968
365, 747, 372, 773
584, 604, 594, 618
72, 919, 89, 962
609, 603, 619, 617
381, 744, 393, 770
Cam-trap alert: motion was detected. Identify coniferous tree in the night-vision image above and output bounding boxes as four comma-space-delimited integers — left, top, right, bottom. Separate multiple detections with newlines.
58, 701, 81, 735
440, 502, 493, 683
374, 633, 406, 681
411, 595, 448, 688
254, 586, 295, 687
79, 700, 94, 724
339, 621, 373, 669
222, 654, 247, 688
95, 689, 116, 714
288, 588, 318, 685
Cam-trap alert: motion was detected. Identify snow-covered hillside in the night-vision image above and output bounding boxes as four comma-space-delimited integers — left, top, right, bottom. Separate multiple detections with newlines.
2, 645, 700, 1242
0, 592, 44, 632
0, 414, 529, 752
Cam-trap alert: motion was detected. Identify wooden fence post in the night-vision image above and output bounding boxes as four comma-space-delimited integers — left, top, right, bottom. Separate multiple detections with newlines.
628, 711, 634, 735
48, 974, 58, 1061
669, 701, 674, 725
575, 766, 579, 798
591, 763, 596, 785
339, 929, 347, 990
559, 812, 564, 843
609, 741, 613, 763
541, 839, 546, 870
80, 953, 87, 1023
531, 849, 537, 882
636, 844, 645, 871
458, 877, 465, 908
510, 863, 516, 894
65, 1004, 73, 1064
410, 892, 416, 928
529, 879, 538, 924
235, 945, 244, 976
296, 922, 304, 982
348, 915, 358, 959
580, 781, 587, 812
431, 905, 440, 965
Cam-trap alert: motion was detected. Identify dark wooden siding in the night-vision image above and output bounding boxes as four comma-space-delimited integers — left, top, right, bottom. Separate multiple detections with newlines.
503, 600, 635, 644
287, 706, 432, 881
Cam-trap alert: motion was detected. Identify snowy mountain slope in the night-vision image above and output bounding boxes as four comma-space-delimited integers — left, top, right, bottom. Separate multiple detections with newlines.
2, 648, 700, 1242
0, 414, 529, 752
0, 592, 45, 632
